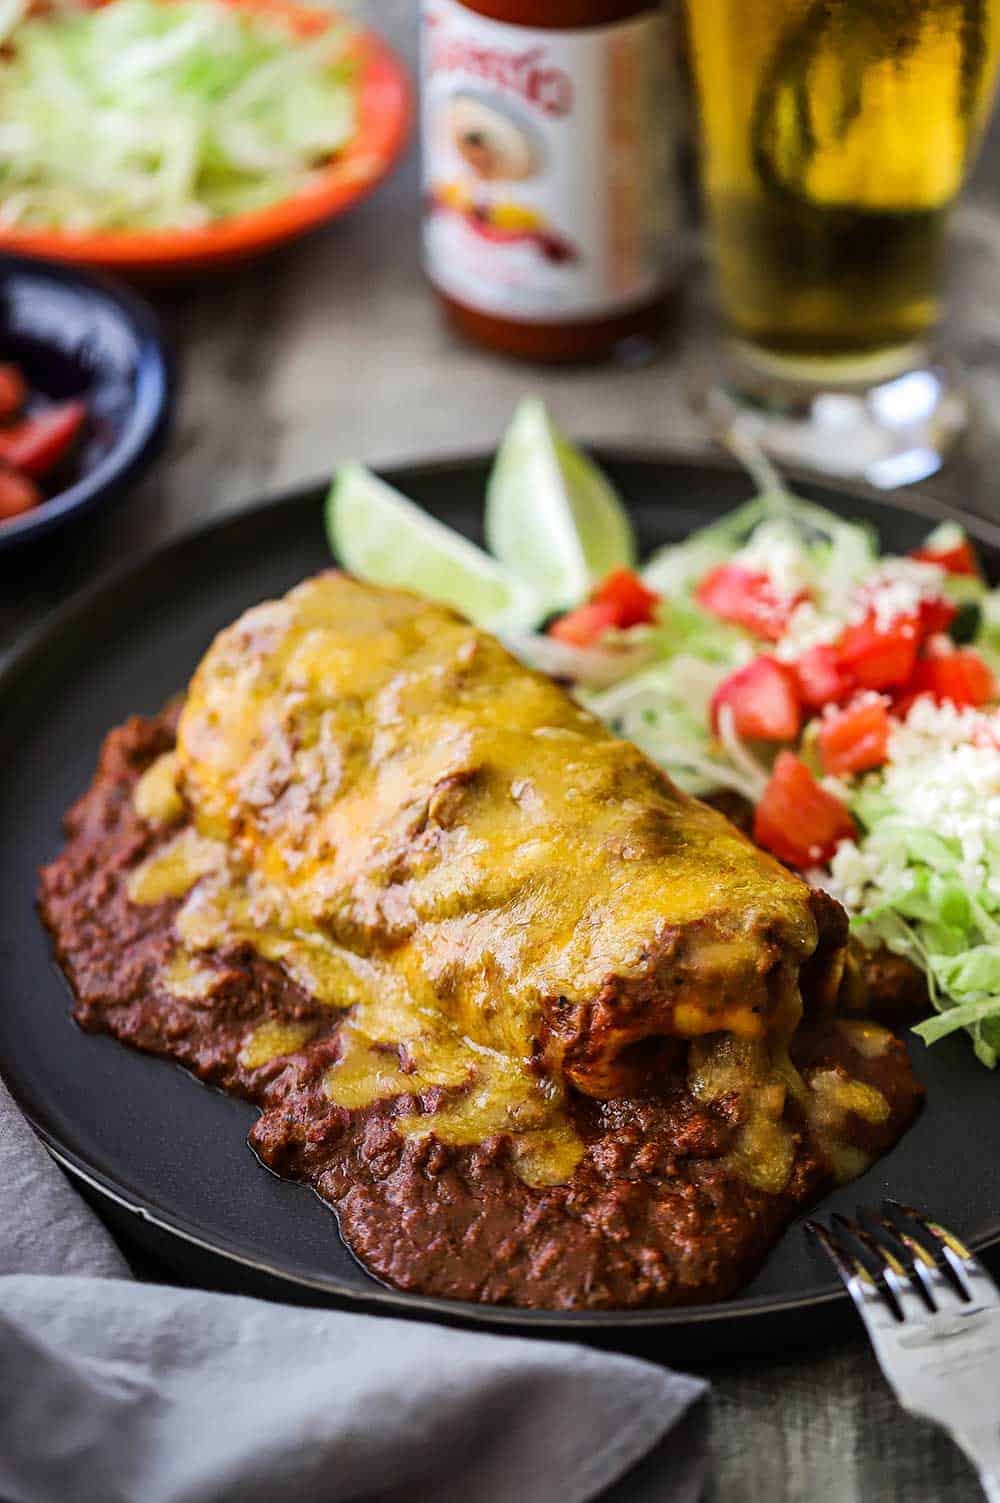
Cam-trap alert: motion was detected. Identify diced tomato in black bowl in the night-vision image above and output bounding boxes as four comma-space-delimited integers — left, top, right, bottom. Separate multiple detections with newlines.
0, 254, 172, 549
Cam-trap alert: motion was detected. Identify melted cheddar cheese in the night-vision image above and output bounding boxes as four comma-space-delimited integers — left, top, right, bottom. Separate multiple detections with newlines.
128, 575, 832, 1190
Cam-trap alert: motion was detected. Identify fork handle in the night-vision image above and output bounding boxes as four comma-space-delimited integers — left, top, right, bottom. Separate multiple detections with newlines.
953, 1436, 1000, 1503
945, 1422, 1000, 1503
978, 1472, 1000, 1503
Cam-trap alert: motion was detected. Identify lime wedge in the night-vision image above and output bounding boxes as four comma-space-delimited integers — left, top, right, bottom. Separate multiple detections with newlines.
485, 397, 636, 615
326, 464, 544, 633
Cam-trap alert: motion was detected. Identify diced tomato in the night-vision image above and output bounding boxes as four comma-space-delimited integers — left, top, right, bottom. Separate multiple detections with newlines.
819, 699, 891, 776
793, 644, 855, 711
917, 594, 957, 639
889, 688, 918, 718
711, 656, 802, 742
836, 610, 919, 691
548, 600, 619, 646
0, 364, 27, 423
912, 537, 980, 578
898, 650, 997, 712
0, 464, 42, 520
591, 567, 660, 629
753, 752, 857, 870
696, 563, 805, 642
549, 568, 659, 644
0, 399, 87, 478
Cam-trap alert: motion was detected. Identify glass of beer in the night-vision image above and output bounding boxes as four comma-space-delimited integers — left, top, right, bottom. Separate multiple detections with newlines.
684, 0, 1000, 485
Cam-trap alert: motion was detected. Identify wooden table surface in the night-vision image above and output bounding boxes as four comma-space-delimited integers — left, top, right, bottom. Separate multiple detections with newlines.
6, 5, 1000, 1499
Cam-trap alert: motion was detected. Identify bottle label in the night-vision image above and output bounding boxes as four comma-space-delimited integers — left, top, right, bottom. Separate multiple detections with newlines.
421, 0, 675, 324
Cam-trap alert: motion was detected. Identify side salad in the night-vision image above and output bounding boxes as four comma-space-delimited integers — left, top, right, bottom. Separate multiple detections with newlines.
0, 0, 358, 232
327, 399, 1000, 1069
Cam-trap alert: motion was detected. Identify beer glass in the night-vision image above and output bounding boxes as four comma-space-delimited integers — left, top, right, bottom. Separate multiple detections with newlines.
684, 0, 1000, 485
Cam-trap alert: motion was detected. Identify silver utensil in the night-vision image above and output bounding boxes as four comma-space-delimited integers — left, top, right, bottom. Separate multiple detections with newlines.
808, 1200, 1000, 1502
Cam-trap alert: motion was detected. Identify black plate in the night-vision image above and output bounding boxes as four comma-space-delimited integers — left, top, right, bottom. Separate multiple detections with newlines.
0, 254, 172, 551
4, 453, 1000, 1358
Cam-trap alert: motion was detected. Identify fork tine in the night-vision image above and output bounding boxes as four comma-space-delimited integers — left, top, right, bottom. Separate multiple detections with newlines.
858, 1206, 937, 1313
805, 1217, 857, 1280
882, 1199, 973, 1302
805, 1217, 892, 1321
831, 1212, 905, 1322
811, 1207, 1000, 1494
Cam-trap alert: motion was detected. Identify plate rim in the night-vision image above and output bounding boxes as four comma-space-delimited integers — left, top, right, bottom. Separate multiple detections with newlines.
6, 447, 1000, 1331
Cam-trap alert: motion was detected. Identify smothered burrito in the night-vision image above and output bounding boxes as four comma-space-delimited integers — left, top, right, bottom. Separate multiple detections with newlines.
40, 574, 921, 1308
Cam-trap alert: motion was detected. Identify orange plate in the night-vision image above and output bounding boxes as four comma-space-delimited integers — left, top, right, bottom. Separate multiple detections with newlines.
0, 0, 412, 276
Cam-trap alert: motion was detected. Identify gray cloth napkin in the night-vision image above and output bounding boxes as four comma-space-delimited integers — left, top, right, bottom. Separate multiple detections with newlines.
0, 1078, 708, 1503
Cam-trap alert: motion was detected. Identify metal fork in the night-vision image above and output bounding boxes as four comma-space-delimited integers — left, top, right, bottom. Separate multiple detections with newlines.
807, 1201, 1000, 1502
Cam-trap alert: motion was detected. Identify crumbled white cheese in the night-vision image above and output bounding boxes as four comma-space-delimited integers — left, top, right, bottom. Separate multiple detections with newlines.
774, 601, 844, 661
819, 689, 887, 721
850, 557, 945, 631
734, 521, 816, 599
824, 840, 912, 914
822, 697, 1000, 910
774, 555, 946, 662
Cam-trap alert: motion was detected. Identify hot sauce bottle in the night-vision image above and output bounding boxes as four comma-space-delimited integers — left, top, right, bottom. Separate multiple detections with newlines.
421, 0, 677, 363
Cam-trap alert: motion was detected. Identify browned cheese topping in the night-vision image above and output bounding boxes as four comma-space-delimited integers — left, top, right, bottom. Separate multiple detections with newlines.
39, 576, 924, 1309
124, 573, 887, 1196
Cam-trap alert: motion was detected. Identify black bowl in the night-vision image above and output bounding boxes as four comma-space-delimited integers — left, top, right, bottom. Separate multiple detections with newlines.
0, 254, 172, 551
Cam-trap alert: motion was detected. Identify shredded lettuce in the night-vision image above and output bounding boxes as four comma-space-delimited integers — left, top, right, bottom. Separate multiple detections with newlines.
582, 656, 751, 799
579, 607, 756, 797
577, 481, 1000, 1069
973, 585, 1000, 678
629, 489, 875, 797
0, 0, 358, 232
503, 629, 656, 690
641, 487, 877, 606
612, 490, 1000, 1070
641, 495, 776, 598
827, 704, 1000, 1068
856, 897, 1000, 1070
